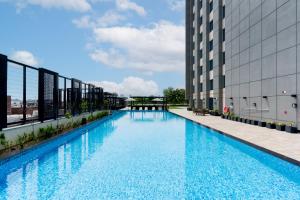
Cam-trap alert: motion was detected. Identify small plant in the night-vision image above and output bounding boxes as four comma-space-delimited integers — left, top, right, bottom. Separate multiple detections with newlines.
72, 120, 81, 128
16, 133, 28, 149
286, 122, 295, 127
39, 125, 57, 139
65, 112, 72, 119
65, 122, 73, 130
276, 122, 286, 131
57, 124, 66, 133
276, 122, 285, 126
0, 133, 8, 147
87, 114, 94, 122
27, 132, 36, 142
286, 122, 298, 133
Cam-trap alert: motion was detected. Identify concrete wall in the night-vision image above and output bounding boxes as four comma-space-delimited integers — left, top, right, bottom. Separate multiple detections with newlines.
225, 0, 300, 127
0, 111, 105, 150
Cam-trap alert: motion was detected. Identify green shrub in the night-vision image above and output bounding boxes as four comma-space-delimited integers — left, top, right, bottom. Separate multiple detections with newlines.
80, 101, 88, 113
65, 112, 72, 119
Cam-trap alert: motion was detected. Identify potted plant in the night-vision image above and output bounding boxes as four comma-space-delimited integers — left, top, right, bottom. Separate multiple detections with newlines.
285, 122, 298, 134
251, 120, 258, 126
258, 121, 266, 127
247, 119, 252, 124
275, 122, 286, 131
266, 121, 276, 129
239, 117, 243, 122
213, 109, 220, 116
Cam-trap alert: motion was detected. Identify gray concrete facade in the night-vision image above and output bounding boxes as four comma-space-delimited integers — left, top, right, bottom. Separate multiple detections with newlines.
225, 0, 300, 128
186, 0, 225, 111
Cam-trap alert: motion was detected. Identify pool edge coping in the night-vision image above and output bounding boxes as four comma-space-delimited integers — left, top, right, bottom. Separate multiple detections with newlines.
168, 110, 300, 167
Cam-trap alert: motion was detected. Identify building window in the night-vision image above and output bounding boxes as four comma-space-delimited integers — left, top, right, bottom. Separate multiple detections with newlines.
200, 83, 203, 92
209, 60, 213, 70
199, 50, 203, 58
222, 6, 225, 18
200, 16, 203, 25
209, 21, 213, 32
199, 66, 203, 75
222, 52, 225, 64
209, 40, 213, 51
199, 33, 203, 41
209, 1, 213, 12
222, 29, 225, 42
221, 75, 225, 88
200, 0, 202, 9
209, 79, 214, 91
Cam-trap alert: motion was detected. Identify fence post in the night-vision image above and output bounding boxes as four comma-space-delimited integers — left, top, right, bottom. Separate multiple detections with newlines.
53, 73, 58, 120
38, 69, 45, 122
23, 66, 27, 124
0, 54, 7, 130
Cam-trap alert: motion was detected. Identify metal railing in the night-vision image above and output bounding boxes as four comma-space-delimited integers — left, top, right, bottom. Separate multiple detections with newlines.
0, 53, 125, 130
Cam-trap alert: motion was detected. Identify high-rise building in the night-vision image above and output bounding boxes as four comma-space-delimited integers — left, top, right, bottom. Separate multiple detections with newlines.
186, 0, 226, 111
186, 0, 300, 128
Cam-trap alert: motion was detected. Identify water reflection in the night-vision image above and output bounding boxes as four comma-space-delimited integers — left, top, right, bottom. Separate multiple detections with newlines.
129, 111, 174, 122
0, 113, 121, 200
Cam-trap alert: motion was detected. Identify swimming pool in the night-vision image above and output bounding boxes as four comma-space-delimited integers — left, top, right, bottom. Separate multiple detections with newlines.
0, 111, 300, 199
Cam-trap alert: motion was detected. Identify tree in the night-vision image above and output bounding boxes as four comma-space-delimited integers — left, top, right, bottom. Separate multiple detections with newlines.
163, 87, 186, 104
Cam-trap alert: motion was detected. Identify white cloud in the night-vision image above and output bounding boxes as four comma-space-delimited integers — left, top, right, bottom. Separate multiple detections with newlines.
73, 11, 125, 28
116, 0, 146, 16
5, 0, 91, 12
168, 0, 185, 12
90, 76, 159, 96
169, 0, 184, 11
73, 15, 93, 28
90, 21, 185, 73
11, 50, 39, 66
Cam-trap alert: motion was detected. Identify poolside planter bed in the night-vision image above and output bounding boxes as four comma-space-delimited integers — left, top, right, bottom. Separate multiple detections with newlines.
258, 121, 266, 127
285, 126, 298, 134
251, 120, 258, 126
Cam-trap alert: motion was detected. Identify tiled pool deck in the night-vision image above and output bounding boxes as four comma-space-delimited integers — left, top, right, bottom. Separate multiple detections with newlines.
169, 108, 300, 165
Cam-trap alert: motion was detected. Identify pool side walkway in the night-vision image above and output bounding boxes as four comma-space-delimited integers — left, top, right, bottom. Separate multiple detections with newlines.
169, 108, 300, 165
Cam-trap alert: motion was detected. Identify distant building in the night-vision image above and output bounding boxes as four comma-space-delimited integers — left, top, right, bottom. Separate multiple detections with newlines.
186, 0, 225, 111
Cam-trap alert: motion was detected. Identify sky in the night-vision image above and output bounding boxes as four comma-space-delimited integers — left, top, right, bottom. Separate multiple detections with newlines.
0, 0, 185, 96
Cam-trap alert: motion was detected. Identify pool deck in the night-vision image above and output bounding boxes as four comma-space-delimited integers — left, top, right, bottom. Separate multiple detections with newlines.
169, 108, 300, 165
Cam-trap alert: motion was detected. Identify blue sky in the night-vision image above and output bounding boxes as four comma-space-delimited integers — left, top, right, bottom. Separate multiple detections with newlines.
0, 0, 185, 96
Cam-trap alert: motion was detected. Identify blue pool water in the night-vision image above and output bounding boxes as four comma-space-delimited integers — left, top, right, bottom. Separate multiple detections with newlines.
0, 111, 300, 199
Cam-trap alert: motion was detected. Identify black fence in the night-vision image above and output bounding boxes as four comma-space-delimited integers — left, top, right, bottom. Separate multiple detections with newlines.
0, 54, 125, 130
